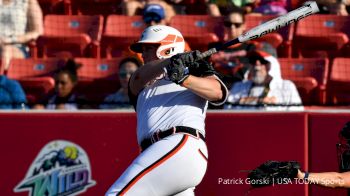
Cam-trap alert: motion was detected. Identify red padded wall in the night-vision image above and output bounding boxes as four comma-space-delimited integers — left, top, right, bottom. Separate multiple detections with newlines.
0, 111, 349, 195
308, 113, 350, 196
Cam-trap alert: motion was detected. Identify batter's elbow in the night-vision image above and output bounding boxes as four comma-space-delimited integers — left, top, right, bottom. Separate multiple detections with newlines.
209, 89, 223, 102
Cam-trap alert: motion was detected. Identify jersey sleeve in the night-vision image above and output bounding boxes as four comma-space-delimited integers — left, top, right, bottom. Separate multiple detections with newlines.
209, 74, 229, 106
189, 60, 228, 106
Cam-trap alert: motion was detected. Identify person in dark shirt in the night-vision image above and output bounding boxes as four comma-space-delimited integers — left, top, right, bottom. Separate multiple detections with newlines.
33, 59, 87, 110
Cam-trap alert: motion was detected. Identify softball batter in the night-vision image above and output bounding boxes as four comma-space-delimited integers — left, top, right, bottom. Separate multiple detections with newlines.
106, 25, 228, 196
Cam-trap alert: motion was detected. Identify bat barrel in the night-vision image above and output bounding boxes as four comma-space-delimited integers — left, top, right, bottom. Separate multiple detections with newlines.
238, 1, 319, 43
197, 1, 319, 60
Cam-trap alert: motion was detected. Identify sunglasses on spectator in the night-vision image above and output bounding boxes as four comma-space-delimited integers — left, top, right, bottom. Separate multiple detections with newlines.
119, 71, 135, 78
144, 14, 162, 24
224, 21, 243, 28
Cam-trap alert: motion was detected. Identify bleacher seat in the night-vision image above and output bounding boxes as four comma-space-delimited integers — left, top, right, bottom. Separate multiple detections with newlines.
294, 15, 350, 58
328, 58, 350, 105
245, 15, 291, 57
279, 58, 329, 105
70, 0, 121, 16
74, 58, 122, 105
101, 15, 145, 58
169, 15, 222, 51
37, 15, 104, 58
6, 58, 62, 105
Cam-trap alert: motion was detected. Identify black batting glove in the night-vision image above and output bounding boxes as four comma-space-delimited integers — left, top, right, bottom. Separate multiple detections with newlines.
165, 50, 202, 84
166, 55, 190, 84
174, 50, 201, 67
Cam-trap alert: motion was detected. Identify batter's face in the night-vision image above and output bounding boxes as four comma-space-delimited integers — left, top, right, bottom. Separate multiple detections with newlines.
119, 61, 139, 89
141, 44, 159, 63
225, 13, 245, 40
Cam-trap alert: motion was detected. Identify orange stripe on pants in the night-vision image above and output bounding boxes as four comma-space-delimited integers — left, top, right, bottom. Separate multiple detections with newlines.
119, 135, 189, 196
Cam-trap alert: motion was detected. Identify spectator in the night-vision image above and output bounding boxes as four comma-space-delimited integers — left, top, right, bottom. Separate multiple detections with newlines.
33, 59, 87, 110
314, 0, 340, 14
210, 8, 277, 88
0, 0, 44, 70
143, 3, 167, 26
224, 50, 302, 111
122, 0, 176, 23
0, 74, 27, 109
100, 57, 141, 109
253, 0, 287, 15
329, 0, 349, 15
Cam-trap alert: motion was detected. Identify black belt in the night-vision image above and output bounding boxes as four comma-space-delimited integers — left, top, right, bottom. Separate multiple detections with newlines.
140, 126, 205, 151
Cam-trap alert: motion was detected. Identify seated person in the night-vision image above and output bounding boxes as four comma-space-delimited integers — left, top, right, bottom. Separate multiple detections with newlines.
314, 0, 338, 14
224, 50, 302, 111
253, 0, 287, 15
329, 0, 349, 15
210, 7, 277, 88
143, 3, 168, 26
122, 0, 176, 23
0, 75, 27, 109
0, 0, 43, 70
33, 59, 87, 110
100, 57, 141, 109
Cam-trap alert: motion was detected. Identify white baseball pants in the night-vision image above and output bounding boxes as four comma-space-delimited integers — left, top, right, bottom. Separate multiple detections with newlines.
105, 133, 208, 196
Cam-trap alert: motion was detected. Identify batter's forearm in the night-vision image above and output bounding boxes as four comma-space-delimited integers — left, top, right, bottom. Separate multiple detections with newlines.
181, 75, 223, 101
129, 58, 170, 95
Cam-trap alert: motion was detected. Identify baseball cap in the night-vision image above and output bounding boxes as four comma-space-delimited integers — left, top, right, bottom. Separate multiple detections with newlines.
143, 4, 165, 23
247, 50, 271, 69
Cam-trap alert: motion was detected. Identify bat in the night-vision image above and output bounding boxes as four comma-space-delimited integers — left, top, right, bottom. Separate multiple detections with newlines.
198, 1, 320, 59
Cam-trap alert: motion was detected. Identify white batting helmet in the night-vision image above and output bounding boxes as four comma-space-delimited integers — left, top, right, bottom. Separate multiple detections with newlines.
130, 25, 185, 59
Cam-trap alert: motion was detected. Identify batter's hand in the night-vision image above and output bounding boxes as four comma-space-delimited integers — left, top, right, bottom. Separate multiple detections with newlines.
173, 50, 201, 67
166, 54, 190, 84
165, 51, 200, 84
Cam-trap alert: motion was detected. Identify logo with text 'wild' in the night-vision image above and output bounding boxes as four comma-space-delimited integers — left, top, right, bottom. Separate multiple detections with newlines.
14, 140, 96, 196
